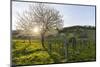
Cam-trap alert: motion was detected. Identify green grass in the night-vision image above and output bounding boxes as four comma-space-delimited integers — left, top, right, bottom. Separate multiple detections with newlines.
12, 28, 96, 65
12, 38, 96, 65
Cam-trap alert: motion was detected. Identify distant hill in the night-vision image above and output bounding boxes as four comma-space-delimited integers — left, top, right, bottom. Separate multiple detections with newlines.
59, 25, 95, 33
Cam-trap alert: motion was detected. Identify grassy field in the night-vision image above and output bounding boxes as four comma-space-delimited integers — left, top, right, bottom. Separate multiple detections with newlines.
12, 26, 96, 66
12, 39, 96, 65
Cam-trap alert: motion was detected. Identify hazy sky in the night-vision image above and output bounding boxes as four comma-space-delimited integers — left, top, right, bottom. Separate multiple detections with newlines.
12, 1, 96, 30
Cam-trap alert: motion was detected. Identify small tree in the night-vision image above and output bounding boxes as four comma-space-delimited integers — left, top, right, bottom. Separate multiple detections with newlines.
16, 12, 35, 45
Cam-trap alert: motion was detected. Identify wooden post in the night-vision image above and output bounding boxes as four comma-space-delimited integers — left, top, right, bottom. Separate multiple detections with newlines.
63, 39, 68, 61
48, 41, 52, 53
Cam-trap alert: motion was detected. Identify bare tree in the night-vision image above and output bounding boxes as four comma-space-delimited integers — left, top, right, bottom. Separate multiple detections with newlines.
16, 12, 35, 45
16, 3, 63, 49
29, 3, 63, 49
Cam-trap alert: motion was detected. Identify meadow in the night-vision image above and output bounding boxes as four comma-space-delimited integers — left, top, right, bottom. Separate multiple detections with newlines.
12, 26, 96, 66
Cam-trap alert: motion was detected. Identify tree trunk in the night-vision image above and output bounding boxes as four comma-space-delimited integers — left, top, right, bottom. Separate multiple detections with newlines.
29, 37, 31, 45
41, 34, 46, 50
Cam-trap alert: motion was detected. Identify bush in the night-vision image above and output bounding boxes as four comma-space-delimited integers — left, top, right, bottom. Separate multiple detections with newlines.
50, 52, 62, 63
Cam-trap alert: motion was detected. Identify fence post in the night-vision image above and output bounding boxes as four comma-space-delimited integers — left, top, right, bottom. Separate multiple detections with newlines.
48, 40, 52, 53
63, 39, 68, 61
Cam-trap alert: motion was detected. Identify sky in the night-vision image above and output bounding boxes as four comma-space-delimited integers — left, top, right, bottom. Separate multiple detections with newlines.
12, 1, 96, 30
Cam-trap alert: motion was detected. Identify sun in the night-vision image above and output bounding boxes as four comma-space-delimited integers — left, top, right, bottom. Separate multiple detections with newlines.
33, 26, 40, 34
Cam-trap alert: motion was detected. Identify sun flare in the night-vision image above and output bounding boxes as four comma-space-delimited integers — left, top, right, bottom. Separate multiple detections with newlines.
33, 26, 40, 34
